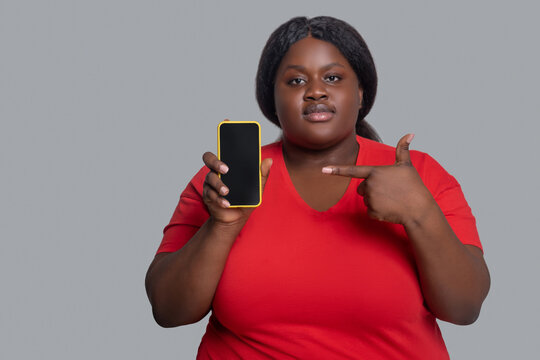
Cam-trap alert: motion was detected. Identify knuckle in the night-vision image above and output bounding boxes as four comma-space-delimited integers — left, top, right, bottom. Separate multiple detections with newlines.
206, 188, 217, 201
399, 144, 410, 151
203, 152, 221, 170
208, 175, 225, 193
202, 187, 211, 202
206, 171, 218, 184
398, 162, 413, 170
202, 151, 212, 163
204, 175, 216, 190
368, 209, 384, 222
337, 167, 353, 176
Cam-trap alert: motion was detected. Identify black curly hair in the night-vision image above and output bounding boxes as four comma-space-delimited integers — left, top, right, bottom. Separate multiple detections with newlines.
256, 16, 380, 142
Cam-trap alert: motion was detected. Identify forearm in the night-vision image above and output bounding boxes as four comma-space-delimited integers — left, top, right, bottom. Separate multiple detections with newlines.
145, 217, 245, 327
404, 201, 490, 325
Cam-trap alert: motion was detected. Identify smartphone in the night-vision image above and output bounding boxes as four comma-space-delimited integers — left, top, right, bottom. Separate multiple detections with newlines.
217, 121, 261, 207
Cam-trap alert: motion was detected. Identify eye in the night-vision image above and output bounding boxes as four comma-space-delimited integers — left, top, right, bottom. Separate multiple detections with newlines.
325, 75, 341, 83
287, 78, 306, 86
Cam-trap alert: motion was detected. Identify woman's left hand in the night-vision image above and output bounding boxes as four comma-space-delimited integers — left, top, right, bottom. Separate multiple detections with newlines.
326, 134, 490, 325
322, 134, 436, 226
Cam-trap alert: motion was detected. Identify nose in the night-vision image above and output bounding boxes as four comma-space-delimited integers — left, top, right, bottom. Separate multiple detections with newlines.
304, 80, 328, 101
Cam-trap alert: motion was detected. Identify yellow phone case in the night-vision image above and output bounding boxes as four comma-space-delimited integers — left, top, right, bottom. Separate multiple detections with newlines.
217, 121, 262, 207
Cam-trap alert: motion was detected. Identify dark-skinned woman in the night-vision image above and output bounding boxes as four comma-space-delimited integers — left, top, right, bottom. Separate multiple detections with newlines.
145, 16, 490, 359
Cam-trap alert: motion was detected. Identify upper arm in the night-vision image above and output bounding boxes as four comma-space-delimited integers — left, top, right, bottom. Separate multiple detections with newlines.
419, 154, 483, 251
464, 244, 483, 259
156, 166, 210, 254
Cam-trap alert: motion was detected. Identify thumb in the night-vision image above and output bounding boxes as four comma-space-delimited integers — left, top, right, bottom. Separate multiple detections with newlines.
395, 133, 414, 165
260, 158, 273, 191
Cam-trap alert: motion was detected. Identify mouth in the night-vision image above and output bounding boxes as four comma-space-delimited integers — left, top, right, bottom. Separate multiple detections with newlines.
303, 103, 334, 122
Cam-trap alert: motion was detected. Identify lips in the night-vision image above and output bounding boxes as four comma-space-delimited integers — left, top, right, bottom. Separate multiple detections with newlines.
303, 103, 335, 122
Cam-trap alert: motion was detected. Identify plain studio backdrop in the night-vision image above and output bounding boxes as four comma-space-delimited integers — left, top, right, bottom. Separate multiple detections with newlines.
1, 0, 538, 358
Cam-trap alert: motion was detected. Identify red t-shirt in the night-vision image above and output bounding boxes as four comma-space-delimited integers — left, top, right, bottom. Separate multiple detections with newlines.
157, 135, 482, 359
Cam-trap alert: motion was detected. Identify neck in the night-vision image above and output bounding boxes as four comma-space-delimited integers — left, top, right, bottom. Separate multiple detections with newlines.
281, 133, 359, 169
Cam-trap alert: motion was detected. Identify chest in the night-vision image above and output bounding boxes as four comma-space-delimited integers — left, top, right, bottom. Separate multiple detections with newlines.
287, 167, 352, 212
212, 186, 425, 336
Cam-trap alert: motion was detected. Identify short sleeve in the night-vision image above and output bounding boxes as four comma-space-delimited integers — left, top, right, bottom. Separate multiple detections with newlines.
419, 154, 483, 252
156, 166, 210, 254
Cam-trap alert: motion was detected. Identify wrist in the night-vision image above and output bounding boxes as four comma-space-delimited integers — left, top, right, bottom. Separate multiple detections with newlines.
207, 216, 247, 233
403, 195, 439, 229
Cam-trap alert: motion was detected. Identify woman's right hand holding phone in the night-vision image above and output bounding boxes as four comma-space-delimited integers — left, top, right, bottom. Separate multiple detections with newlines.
202, 152, 272, 226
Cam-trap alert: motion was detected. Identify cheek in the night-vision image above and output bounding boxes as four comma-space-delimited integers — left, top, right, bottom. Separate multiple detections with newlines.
341, 78, 363, 109
275, 88, 301, 118
349, 86, 363, 109
357, 91, 363, 109
337, 89, 361, 115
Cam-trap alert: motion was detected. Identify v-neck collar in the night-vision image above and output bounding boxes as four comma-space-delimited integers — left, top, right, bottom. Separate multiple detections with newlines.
276, 136, 366, 215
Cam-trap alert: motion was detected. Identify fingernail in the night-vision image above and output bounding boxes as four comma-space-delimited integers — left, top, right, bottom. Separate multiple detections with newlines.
222, 199, 230, 208
406, 134, 415, 144
220, 165, 229, 174
220, 187, 229, 195
322, 167, 333, 174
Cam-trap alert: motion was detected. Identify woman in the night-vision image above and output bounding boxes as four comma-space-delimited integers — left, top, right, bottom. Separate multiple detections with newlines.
145, 16, 490, 359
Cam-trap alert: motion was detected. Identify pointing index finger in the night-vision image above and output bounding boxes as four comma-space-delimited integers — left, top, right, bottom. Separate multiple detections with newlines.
322, 165, 374, 179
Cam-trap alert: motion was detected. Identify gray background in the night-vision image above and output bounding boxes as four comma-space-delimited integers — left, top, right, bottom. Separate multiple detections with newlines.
1, 0, 538, 358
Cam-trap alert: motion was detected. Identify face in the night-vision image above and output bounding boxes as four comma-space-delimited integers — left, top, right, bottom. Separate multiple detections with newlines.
274, 36, 363, 150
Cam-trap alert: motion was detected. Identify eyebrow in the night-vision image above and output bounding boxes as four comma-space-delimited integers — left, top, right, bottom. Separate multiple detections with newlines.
283, 62, 346, 71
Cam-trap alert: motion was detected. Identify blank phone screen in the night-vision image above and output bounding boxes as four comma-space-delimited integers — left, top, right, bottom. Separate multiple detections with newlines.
218, 122, 260, 206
